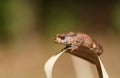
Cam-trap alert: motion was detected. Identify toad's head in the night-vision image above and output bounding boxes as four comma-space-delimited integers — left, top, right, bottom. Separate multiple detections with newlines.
54, 32, 77, 45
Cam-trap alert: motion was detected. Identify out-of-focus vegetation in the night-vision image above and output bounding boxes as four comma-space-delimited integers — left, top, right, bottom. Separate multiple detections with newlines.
113, 2, 120, 33
0, 0, 10, 42
1, 1, 120, 43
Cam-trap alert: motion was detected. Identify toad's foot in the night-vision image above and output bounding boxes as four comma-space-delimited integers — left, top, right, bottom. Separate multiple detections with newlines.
67, 45, 79, 52
61, 45, 71, 51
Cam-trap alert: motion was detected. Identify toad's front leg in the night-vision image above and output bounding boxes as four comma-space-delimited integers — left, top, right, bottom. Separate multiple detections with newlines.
61, 45, 71, 51
64, 45, 79, 52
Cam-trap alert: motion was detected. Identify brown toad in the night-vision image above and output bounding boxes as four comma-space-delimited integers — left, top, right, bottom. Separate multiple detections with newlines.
54, 32, 103, 56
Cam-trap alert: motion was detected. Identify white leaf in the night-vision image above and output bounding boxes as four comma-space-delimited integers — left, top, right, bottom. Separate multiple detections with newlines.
98, 56, 109, 78
44, 50, 66, 78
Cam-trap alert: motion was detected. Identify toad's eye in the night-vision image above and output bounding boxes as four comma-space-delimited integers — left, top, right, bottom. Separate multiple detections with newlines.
60, 36, 65, 40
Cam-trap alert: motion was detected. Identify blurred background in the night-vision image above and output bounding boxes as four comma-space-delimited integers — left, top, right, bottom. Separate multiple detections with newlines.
0, 0, 120, 78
